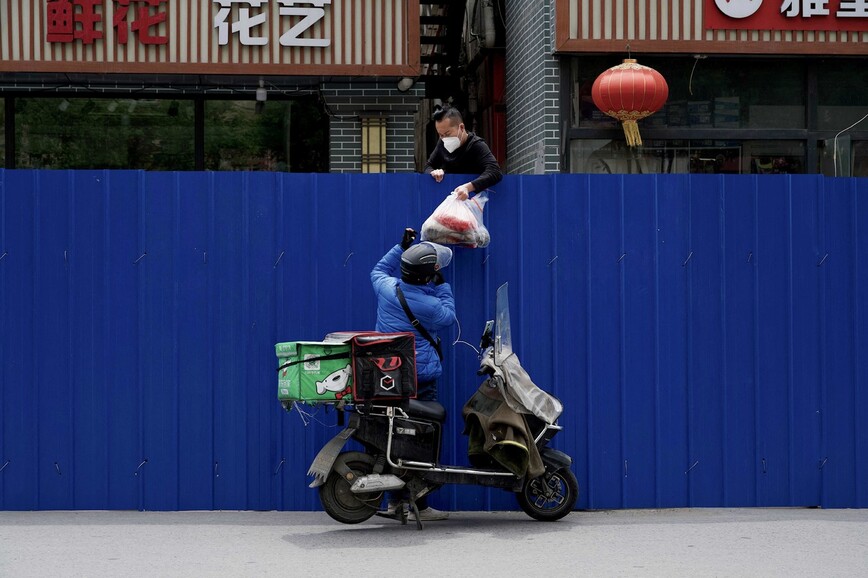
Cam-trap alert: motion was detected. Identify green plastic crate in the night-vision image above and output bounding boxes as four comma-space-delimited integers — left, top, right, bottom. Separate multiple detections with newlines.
276, 341, 352, 403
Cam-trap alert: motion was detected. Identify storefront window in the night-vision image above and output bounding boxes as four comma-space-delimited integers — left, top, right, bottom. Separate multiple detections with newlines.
571, 139, 804, 175
204, 96, 327, 172
744, 140, 805, 174
15, 98, 194, 170
10, 95, 327, 171
571, 57, 806, 130
819, 136, 849, 177
817, 60, 868, 132
360, 116, 387, 173
855, 141, 868, 177
819, 138, 868, 177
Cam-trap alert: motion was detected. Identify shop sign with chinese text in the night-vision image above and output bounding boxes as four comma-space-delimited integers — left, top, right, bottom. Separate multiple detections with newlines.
705, 0, 868, 30
1, 1, 419, 75
46, 0, 333, 47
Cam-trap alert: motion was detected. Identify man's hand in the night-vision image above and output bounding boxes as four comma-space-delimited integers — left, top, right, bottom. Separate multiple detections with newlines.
401, 228, 417, 250
430, 169, 445, 183
432, 271, 445, 285
453, 182, 475, 201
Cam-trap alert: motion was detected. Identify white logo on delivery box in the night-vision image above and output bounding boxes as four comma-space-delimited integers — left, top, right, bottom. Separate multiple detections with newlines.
380, 376, 395, 391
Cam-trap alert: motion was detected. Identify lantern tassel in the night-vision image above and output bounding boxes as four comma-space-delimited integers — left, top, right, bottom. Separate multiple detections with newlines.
622, 120, 643, 147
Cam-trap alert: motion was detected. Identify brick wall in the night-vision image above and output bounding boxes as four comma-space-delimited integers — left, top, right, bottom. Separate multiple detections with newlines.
505, 0, 561, 174
320, 81, 425, 173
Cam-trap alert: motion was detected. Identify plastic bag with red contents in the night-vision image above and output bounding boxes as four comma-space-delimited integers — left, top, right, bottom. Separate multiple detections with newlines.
421, 191, 490, 248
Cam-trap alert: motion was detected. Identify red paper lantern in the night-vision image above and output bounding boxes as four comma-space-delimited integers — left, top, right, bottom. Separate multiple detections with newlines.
591, 59, 669, 147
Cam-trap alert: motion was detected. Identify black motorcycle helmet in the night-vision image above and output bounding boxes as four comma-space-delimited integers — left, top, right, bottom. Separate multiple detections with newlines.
401, 243, 440, 285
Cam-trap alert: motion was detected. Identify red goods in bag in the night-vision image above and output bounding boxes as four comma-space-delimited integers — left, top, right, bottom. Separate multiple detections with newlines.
421, 191, 490, 248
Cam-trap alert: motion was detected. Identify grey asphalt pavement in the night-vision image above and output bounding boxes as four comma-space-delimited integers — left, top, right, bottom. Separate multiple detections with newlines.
1, 508, 866, 577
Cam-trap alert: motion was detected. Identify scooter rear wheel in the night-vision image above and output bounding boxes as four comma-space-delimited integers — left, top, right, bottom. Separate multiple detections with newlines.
319, 452, 382, 524
517, 467, 578, 521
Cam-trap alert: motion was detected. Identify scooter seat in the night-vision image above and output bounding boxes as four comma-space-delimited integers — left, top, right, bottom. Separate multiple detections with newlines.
405, 399, 446, 422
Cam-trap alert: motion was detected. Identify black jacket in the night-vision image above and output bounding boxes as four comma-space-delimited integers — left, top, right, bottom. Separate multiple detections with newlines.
424, 132, 503, 192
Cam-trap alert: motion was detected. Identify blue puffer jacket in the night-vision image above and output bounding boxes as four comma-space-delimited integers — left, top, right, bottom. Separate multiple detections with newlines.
371, 245, 456, 382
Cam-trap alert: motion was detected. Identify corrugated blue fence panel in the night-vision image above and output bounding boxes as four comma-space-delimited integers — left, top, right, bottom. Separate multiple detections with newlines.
653, 175, 690, 507
0, 170, 865, 511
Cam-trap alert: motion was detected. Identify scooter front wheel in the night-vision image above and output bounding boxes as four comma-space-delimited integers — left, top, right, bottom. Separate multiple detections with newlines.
319, 451, 382, 524
517, 467, 578, 521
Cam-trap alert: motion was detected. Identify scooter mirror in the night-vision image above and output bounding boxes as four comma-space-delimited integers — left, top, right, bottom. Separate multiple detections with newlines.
479, 320, 494, 350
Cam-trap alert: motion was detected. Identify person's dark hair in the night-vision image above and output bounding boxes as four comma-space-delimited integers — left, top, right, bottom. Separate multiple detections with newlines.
432, 105, 463, 125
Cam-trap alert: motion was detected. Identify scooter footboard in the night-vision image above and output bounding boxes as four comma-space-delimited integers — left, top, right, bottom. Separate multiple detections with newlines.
419, 469, 522, 491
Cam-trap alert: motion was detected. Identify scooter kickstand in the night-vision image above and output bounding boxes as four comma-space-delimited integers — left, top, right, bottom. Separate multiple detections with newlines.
408, 500, 424, 531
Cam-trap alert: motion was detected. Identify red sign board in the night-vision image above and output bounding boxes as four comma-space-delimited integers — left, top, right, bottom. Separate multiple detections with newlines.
705, 0, 868, 31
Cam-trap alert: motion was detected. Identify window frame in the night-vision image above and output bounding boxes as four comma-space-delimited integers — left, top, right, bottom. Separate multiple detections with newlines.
561, 57, 868, 175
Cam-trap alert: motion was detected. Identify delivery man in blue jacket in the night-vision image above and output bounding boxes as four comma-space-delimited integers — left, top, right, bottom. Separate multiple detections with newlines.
370, 228, 455, 521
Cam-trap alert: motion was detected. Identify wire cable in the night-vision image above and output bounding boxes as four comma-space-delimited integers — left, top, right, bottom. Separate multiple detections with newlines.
451, 316, 481, 356
688, 55, 706, 96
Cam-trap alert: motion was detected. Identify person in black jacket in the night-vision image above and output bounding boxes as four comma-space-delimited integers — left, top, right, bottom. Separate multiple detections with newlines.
424, 106, 502, 200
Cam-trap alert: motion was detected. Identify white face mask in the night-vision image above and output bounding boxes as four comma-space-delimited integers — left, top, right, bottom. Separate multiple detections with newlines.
442, 136, 461, 153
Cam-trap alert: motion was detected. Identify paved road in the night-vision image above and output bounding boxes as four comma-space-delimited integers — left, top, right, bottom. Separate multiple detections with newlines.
1, 508, 866, 577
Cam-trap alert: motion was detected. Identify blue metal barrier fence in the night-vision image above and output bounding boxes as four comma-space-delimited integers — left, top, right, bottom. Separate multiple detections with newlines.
0, 170, 865, 510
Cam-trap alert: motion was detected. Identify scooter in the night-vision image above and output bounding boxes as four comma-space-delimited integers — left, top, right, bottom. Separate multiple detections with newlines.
299, 283, 578, 529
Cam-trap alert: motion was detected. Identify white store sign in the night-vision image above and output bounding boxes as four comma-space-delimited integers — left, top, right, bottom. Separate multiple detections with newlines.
212, 0, 332, 47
